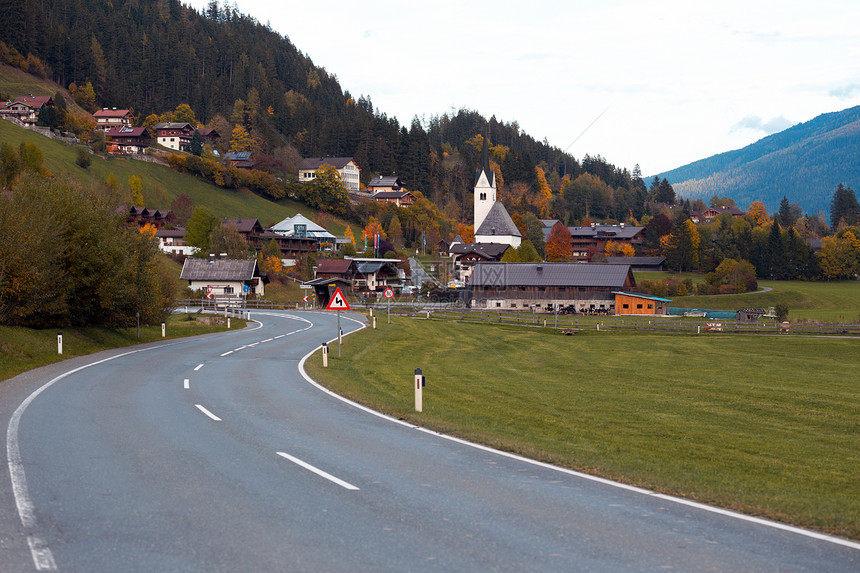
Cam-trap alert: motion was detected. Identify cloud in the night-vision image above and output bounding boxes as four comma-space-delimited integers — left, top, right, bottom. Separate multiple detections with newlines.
829, 84, 860, 99
730, 115, 794, 135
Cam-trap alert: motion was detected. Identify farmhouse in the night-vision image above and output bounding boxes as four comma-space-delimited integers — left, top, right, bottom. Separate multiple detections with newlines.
93, 108, 133, 131
153, 122, 194, 151
155, 227, 196, 257
180, 255, 267, 300
0, 95, 54, 125
568, 224, 645, 261
468, 262, 636, 313
105, 126, 149, 154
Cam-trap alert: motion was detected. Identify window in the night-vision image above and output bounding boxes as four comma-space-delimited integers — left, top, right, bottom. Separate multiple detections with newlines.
623, 303, 629, 309
636, 303, 643, 309
495, 302, 502, 308
480, 193, 486, 200
648, 304, 653, 309
510, 303, 517, 308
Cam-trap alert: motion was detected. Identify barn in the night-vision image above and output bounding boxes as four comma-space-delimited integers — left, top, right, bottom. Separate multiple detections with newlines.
467, 262, 636, 313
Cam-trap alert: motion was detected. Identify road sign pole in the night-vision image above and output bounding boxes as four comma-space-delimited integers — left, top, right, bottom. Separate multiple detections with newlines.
388, 298, 390, 324
337, 310, 342, 357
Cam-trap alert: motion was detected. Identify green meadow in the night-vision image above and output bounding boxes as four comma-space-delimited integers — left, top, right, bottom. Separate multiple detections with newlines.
308, 317, 860, 539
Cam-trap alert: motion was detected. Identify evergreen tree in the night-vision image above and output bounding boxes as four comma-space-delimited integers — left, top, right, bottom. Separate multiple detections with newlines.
189, 130, 204, 156
665, 218, 700, 271
830, 183, 860, 229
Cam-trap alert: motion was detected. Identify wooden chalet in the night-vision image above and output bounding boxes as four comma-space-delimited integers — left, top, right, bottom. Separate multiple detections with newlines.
125, 206, 174, 229
450, 242, 510, 282
105, 126, 149, 154
567, 224, 646, 262
154, 122, 194, 151
367, 175, 404, 194
314, 258, 358, 281
0, 95, 54, 125
372, 190, 416, 207
223, 218, 316, 263
224, 151, 256, 169
467, 262, 636, 313
93, 108, 133, 131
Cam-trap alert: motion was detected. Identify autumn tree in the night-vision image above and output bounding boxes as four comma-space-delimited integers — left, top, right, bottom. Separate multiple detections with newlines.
18, 142, 43, 174
128, 175, 144, 207
545, 222, 572, 262
604, 240, 635, 257
344, 225, 356, 245
746, 201, 770, 226
230, 124, 252, 152
302, 164, 350, 216
363, 216, 386, 245
0, 142, 21, 188
457, 223, 474, 244
185, 206, 217, 255
170, 193, 194, 226
665, 218, 700, 271
388, 214, 404, 249
209, 221, 254, 259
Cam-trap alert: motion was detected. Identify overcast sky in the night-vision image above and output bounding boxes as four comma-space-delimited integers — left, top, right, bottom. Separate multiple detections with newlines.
188, 0, 860, 176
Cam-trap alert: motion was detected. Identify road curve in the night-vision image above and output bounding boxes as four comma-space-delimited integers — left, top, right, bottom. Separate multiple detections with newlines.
1, 310, 858, 572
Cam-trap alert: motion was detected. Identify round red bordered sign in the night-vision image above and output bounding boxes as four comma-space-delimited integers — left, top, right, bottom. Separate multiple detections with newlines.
383, 288, 394, 299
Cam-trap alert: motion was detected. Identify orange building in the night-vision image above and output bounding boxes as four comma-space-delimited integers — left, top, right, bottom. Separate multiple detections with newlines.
612, 291, 671, 315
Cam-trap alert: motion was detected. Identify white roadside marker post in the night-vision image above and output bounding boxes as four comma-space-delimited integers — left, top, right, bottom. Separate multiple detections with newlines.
322, 342, 328, 367
414, 368, 423, 412
57, 332, 62, 355
162, 322, 166, 338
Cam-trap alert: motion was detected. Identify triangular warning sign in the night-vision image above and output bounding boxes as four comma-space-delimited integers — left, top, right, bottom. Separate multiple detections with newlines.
325, 287, 351, 310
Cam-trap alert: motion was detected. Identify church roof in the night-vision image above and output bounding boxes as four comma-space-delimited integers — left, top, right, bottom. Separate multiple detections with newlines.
475, 202, 521, 238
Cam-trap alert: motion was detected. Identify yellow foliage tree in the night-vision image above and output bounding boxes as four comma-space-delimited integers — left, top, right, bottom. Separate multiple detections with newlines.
457, 223, 474, 244
129, 175, 144, 207
534, 166, 552, 217
259, 254, 283, 276
747, 201, 770, 226
604, 240, 635, 257
362, 216, 386, 242
344, 225, 356, 245
139, 223, 157, 240
229, 124, 252, 152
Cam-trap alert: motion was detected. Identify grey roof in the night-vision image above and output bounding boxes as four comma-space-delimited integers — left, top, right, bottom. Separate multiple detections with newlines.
568, 225, 645, 239
298, 157, 356, 170
224, 151, 253, 161
469, 262, 634, 288
373, 191, 413, 199
449, 242, 510, 259
180, 258, 258, 281
475, 202, 521, 238
367, 175, 402, 189
605, 256, 665, 266
356, 261, 387, 274
153, 122, 193, 130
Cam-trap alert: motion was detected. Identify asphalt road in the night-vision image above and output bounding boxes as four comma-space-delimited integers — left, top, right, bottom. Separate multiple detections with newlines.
2, 310, 859, 572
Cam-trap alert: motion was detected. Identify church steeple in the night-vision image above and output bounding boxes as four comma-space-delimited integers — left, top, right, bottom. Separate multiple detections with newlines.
474, 127, 496, 229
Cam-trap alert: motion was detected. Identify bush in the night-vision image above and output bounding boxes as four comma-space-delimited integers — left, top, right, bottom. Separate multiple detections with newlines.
75, 147, 91, 169
775, 303, 789, 322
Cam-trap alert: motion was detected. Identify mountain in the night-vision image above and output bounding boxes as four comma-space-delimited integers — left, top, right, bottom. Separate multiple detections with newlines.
652, 106, 860, 215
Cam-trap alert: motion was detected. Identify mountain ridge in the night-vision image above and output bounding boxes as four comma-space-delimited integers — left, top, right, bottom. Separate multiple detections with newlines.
653, 106, 860, 215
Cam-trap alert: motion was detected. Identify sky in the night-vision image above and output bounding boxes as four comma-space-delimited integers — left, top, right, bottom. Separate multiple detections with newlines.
187, 0, 860, 176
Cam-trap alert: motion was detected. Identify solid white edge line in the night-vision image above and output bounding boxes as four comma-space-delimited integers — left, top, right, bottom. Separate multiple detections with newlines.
276, 451, 359, 491
27, 536, 57, 570
295, 314, 860, 553
183, 378, 190, 389
195, 404, 222, 421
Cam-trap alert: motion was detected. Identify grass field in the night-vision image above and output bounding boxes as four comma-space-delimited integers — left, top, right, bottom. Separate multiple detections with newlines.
308, 317, 860, 539
635, 271, 860, 322
0, 314, 245, 382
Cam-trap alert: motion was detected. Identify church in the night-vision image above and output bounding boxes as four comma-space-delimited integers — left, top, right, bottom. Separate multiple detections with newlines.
473, 135, 521, 248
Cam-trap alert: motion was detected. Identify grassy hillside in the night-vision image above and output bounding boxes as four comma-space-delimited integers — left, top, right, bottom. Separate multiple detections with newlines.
309, 317, 860, 539
0, 119, 348, 232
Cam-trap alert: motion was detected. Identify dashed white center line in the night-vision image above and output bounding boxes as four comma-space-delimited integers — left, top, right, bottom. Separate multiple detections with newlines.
220, 350, 233, 356
261, 338, 273, 343
195, 404, 222, 421
248, 342, 259, 347
194, 364, 204, 371
274, 335, 286, 339
276, 451, 359, 491
183, 378, 190, 389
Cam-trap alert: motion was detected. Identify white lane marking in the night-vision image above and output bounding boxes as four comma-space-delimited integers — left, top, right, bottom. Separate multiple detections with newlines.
194, 363, 204, 371
195, 404, 222, 421
261, 338, 273, 343
295, 314, 860, 553
276, 451, 359, 491
247, 342, 259, 347
183, 379, 190, 389
274, 334, 286, 339
27, 536, 56, 570
220, 350, 233, 356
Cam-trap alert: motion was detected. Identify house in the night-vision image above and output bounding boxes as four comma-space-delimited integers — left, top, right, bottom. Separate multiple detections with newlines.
197, 128, 221, 146
473, 135, 521, 247
105, 126, 149, 154
467, 262, 636, 313
222, 217, 316, 264
298, 157, 361, 191
223, 151, 256, 169
270, 213, 337, 250
690, 206, 745, 223
567, 224, 646, 261
605, 256, 666, 271
612, 291, 671, 315
125, 206, 174, 229
93, 108, 133, 131
180, 254, 267, 300
153, 122, 194, 151
314, 258, 358, 281
367, 175, 404, 194
155, 227, 197, 256
352, 258, 406, 293
0, 95, 54, 125
450, 242, 510, 283
372, 190, 416, 207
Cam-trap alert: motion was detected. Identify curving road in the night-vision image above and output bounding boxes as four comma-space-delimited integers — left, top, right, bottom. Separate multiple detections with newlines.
2, 310, 859, 572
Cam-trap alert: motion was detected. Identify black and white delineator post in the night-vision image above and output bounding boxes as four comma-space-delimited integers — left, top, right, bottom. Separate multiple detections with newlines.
57, 332, 63, 355
162, 321, 166, 338
322, 342, 328, 367
414, 367, 423, 412
325, 287, 350, 359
